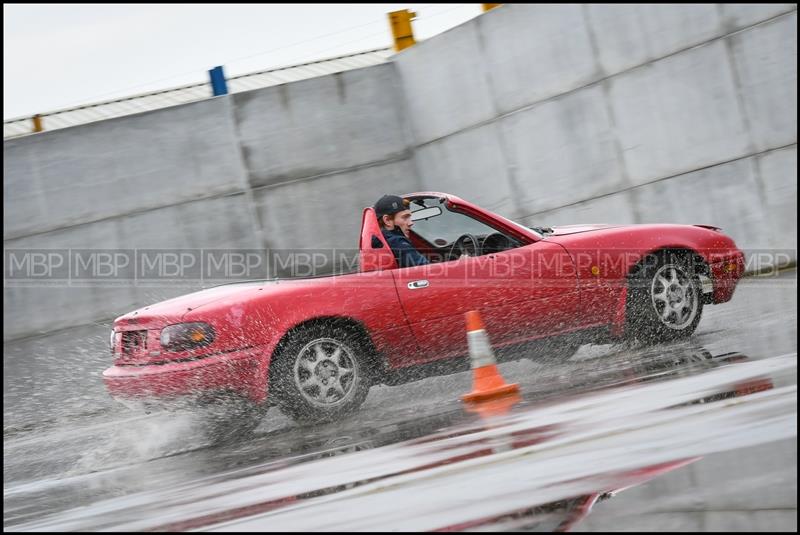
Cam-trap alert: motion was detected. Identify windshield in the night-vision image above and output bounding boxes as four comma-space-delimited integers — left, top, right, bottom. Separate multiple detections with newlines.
409, 198, 508, 246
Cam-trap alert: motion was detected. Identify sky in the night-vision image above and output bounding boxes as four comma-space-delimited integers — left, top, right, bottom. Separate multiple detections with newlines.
3, 3, 486, 120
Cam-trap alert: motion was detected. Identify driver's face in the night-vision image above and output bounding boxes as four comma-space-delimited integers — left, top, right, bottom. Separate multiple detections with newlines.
390, 210, 414, 238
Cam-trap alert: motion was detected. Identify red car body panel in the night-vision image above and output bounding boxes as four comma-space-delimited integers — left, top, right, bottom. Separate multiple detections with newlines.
103, 192, 745, 406
392, 241, 581, 362
545, 223, 744, 331
103, 346, 268, 403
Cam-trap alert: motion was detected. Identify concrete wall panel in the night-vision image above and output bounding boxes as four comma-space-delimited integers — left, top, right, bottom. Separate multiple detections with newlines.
413, 123, 516, 217
3, 98, 247, 240
394, 21, 495, 144
720, 4, 796, 31
234, 64, 410, 187
521, 190, 638, 228
480, 4, 599, 113
588, 4, 721, 76
609, 40, 750, 185
730, 12, 798, 152
756, 146, 797, 252
501, 84, 627, 215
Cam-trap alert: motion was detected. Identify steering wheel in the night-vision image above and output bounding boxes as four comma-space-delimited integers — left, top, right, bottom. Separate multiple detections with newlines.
481, 233, 515, 254
448, 233, 481, 260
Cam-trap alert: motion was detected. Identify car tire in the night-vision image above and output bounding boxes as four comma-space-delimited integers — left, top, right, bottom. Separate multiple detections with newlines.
627, 252, 704, 344
270, 322, 373, 424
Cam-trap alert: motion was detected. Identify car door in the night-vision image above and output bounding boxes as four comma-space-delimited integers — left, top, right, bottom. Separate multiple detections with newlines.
391, 241, 578, 364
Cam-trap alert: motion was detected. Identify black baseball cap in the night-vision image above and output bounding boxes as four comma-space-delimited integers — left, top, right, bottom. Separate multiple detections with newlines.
374, 194, 410, 218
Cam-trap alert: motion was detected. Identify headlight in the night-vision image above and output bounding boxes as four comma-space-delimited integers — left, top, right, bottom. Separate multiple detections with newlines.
160, 322, 215, 352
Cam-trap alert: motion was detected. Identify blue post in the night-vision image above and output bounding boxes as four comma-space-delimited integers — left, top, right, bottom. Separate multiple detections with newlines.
209, 66, 228, 96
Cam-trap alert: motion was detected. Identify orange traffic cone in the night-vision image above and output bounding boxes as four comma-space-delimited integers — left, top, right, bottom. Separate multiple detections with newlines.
465, 392, 521, 418
461, 310, 520, 403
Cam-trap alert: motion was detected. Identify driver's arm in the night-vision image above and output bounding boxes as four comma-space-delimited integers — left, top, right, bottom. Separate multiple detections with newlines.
397, 239, 429, 267
387, 235, 429, 268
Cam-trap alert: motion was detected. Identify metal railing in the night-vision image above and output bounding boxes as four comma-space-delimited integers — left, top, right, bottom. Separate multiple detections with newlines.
4, 47, 393, 139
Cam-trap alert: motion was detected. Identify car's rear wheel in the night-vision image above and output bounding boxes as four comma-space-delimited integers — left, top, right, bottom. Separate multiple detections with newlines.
627, 252, 703, 344
270, 323, 373, 423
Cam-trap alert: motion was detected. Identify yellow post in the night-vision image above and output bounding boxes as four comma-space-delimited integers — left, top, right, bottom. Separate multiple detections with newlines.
32, 114, 44, 133
482, 4, 502, 12
388, 9, 417, 52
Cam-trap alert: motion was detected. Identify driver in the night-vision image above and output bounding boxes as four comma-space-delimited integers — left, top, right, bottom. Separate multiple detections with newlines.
374, 194, 429, 268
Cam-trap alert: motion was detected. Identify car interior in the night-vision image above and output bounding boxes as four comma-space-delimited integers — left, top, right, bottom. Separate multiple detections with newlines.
406, 197, 524, 263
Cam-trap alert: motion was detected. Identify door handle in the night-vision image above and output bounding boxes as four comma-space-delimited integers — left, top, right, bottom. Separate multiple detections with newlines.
408, 279, 429, 290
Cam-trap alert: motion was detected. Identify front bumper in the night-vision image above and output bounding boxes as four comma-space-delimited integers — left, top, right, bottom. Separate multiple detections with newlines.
708, 250, 745, 304
103, 346, 269, 405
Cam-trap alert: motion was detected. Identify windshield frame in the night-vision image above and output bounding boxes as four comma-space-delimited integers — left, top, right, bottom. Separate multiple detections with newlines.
402, 192, 543, 244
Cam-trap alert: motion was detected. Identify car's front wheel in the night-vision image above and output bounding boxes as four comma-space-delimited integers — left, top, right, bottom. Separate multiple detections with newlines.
627, 252, 704, 344
270, 323, 373, 423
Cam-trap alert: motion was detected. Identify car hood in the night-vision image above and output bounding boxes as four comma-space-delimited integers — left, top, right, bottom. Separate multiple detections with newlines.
548, 224, 622, 236
114, 281, 269, 329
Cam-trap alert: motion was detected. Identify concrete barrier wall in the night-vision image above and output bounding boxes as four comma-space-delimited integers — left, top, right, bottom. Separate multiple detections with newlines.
396, 3, 797, 261
4, 4, 796, 348
3, 98, 250, 240
234, 64, 410, 188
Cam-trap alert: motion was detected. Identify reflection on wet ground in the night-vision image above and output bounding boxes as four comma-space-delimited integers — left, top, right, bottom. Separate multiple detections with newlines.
4, 343, 796, 531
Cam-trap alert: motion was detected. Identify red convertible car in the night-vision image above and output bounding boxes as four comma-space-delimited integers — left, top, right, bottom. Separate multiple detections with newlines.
103, 192, 745, 429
